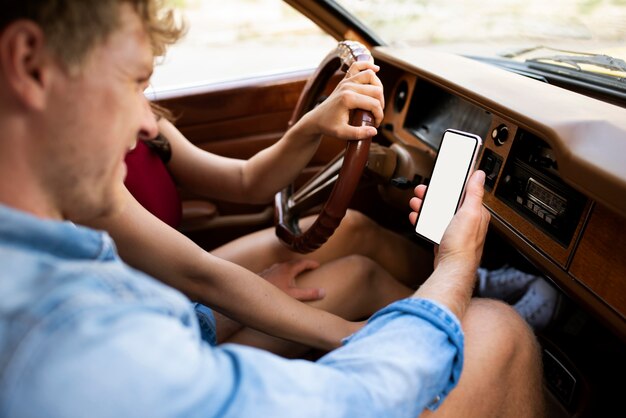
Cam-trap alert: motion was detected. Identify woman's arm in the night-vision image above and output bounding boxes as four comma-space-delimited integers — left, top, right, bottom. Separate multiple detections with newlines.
165, 61, 384, 204
89, 188, 360, 350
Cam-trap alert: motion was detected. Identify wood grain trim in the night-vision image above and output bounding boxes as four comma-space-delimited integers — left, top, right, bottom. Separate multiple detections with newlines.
380, 72, 437, 158
570, 205, 626, 322
154, 76, 308, 130
178, 111, 294, 144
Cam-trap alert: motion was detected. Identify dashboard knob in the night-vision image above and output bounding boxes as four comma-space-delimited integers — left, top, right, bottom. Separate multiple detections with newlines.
491, 124, 509, 146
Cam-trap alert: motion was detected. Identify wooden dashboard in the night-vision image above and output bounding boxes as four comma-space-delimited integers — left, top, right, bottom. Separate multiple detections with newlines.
373, 47, 626, 340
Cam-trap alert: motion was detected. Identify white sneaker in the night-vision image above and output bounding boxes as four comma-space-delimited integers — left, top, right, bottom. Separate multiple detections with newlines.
513, 278, 560, 331
476, 266, 539, 302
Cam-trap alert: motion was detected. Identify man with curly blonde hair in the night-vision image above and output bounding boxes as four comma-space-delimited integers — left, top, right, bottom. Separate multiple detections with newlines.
0, 1, 543, 417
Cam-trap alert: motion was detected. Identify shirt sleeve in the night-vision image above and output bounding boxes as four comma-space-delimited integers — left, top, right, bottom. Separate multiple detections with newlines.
7, 298, 463, 418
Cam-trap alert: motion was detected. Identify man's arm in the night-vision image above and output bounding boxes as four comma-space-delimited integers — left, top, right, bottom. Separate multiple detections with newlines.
12, 286, 462, 418
410, 171, 490, 319
28, 172, 488, 418
89, 188, 359, 351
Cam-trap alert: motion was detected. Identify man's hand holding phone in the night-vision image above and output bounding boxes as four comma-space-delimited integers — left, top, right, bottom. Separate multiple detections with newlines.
413, 129, 482, 244
435, 170, 490, 270
409, 170, 491, 319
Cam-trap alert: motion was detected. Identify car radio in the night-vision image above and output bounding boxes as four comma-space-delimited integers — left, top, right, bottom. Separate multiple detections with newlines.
495, 130, 587, 247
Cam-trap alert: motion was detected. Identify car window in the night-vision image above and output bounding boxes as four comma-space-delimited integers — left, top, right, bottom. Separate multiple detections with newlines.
150, 0, 337, 91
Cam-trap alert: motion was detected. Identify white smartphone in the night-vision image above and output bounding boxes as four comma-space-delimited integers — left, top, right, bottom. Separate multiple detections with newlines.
414, 129, 482, 244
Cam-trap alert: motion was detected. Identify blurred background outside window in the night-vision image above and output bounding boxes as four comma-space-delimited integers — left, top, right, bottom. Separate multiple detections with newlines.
151, 0, 336, 90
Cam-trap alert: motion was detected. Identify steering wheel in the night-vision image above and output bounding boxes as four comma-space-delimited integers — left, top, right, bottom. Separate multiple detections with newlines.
275, 41, 375, 253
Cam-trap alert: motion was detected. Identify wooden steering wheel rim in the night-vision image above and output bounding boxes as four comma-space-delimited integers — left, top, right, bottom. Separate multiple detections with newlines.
274, 41, 375, 253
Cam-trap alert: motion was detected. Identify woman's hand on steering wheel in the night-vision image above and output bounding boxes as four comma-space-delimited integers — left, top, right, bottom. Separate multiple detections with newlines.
275, 41, 382, 253
298, 60, 385, 141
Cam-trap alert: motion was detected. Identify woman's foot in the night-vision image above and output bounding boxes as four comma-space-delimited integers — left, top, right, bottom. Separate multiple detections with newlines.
476, 266, 538, 302
513, 278, 561, 331
477, 266, 561, 331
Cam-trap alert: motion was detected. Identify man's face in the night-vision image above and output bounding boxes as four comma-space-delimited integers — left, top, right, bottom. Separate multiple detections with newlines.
40, 4, 158, 222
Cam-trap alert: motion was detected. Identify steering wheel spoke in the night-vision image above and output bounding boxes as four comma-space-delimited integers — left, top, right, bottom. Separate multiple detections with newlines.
290, 152, 344, 212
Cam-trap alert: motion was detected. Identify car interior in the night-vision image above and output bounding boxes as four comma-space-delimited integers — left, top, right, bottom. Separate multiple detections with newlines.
149, 1, 626, 416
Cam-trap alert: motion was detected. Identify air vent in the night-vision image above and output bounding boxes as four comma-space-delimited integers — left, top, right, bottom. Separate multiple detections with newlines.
394, 80, 409, 113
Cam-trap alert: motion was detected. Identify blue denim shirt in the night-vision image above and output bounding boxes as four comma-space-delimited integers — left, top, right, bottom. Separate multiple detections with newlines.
0, 204, 464, 418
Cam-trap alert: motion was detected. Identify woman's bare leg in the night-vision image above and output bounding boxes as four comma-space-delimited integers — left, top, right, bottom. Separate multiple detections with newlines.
213, 209, 433, 287
422, 298, 545, 418
221, 255, 413, 357
212, 210, 428, 356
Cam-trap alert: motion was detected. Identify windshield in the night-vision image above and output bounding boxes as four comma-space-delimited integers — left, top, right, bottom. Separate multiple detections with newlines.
332, 0, 626, 78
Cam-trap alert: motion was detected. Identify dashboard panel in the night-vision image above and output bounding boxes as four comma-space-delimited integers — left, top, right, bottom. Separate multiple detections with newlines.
403, 79, 492, 151
373, 47, 626, 341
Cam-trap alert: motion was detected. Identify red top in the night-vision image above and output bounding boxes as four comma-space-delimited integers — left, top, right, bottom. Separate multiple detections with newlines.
124, 140, 182, 228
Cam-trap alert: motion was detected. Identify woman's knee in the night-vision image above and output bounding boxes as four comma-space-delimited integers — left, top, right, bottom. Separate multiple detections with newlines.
338, 255, 411, 302
340, 254, 381, 284
334, 255, 402, 298
338, 210, 378, 239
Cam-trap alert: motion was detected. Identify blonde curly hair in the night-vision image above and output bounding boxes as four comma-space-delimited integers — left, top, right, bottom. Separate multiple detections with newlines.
0, 0, 185, 68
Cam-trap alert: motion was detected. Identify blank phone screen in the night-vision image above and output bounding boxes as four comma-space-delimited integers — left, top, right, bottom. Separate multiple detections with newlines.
415, 130, 479, 244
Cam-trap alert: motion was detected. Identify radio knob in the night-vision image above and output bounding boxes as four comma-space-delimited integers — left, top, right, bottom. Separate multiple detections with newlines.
491, 124, 509, 146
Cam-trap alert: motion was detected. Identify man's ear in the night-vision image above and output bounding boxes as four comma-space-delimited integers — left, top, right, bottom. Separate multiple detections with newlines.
0, 20, 52, 110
